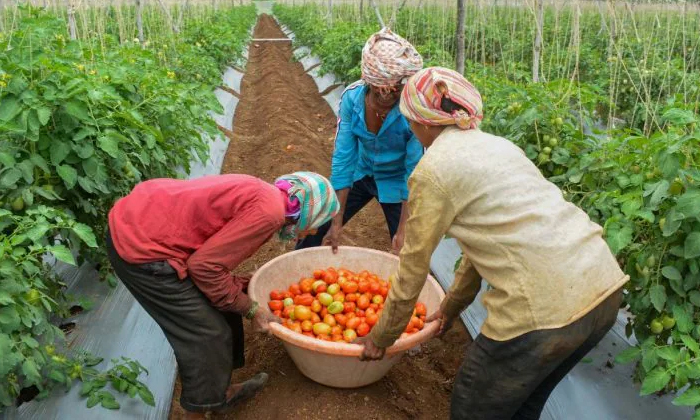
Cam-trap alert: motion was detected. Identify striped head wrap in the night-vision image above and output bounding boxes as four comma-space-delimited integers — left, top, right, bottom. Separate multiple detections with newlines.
361, 28, 423, 89
400, 67, 483, 130
275, 172, 339, 241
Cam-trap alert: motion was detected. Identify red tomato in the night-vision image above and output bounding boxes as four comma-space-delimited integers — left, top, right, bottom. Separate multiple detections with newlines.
358, 281, 370, 293
282, 306, 294, 319
269, 290, 285, 301
282, 291, 293, 300
356, 309, 366, 318
295, 293, 314, 306
303, 331, 315, 338
357, 323, 370, 337
369, 282, 380, 294
294, 306, 313, 321
323, 271, 337, 284
365, 307, 376, 317
415, 302, 427, 317
366, 313, 379, 326
379, 286, 388, 298
311, 299, 322, 313
320, 308, 329, 319
343, 329, 358, 343
346, 312, 356, 320
301, 320, 313, 332
311, 313, 321, 323
289, 284, 302, 296
342, 281, 359, 294
372, 295, 384, 305
273, 310, 282, 318
315, 283, 327, 294
268, 300, 284, 311
300, 278, 314, 294
357, 295, 370, 310
343, 302, 356, 314
313, 269, 325, 280
420, 315, 426, 322
345, 292, 359, 302
334, 313, 348, 327
346, 317, 361, 330
317, 334, 331, 341
332, 292, 345, 303
323, 314, 337, 327
404, 323, 413, 333
290, 322, 302, 334
331, 334, 344, 342
331, 325, 343, 336
410, 316, 422, 329
369, 303, 379, 311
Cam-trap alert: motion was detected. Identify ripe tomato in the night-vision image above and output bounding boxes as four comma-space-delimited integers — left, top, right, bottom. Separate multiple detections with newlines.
320, 308, 329, 318
404, 323, 413, 333
323, 314, 337, 327
289, 284, 302, 296
415, 302, 427, 317
372, 295, 384, 305
268, 300, 284, 311
346, 312, 357, 320
303, 332, 315, 338
313, 269, 325, 280
311, 313, 321, 323
301, 320, 313, 332
282, 291, 293, 300
365, 307, 376, 317
331, 334, 344, 342
333, 292, 345, 303
342, 281, 359, 294
295, 293, 314, 306
334, 313, 348, 326
343, 302, 356, 314
311, 299, 322, 313
282, 306, 294, 318
314, 283, 327, 294
317, 334, 331, 341
357, 295, 370, 310
358, 281, 370, 293
410, 317, 422, 329
345, 292, 359, 302
327, 284, 340, 295
331, 325, 343, 336
300, 278, 314, 294
357, 323, 370, 337
273, 310, 282, 317
294, 305, 312, 321
317, 292, 333, 306
323, 271, 337, 284
343, 329, 357, 343
346, 317, 361, 330
369, 303, 379, 311
420, 315, 426, 321
290, 322, 302, 334
369, 282, 380, 294
356, 309, 365, 318
366, 313, 379, 326
269, 290, 285, 301
379, 286, 388, 298
313, 323, 332, 336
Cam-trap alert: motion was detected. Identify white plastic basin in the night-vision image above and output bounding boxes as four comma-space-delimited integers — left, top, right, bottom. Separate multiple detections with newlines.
248, 246, 445, 388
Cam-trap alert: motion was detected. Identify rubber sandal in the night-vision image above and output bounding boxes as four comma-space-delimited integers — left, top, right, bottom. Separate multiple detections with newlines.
217, 372, 269, 412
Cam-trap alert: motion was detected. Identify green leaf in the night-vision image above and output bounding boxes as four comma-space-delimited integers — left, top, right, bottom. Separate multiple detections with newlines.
26, 221, 50, 242
80, 381, 94, 396
50, 141, 71, 166
676, 189, 700, 218
673, 387, 700, 406
685, 232, 700, 259
689, 290, 700, 307
650, 180, 670, 208
640, 367, 671, 396
606, 225, 634, 255
615, 347, 641, 364
49, 245, 75, 265
30, 154, 50, 173
37, 107, 51, 125
127, 385, 137, 398
649, 284, 667, 312
673, 305, 694, 333
658, 346, 680, 361
72, 223, 97, 247
84, 356, 103, 367
138, 386, 155, 406
681, 335, 700, 354
57, 165, 78, 189
22, 360, 41, 384
101, 398, 120, 410
86, 392, 100, 408
0, 168, 22, 187
0, 152, 16, 167
642, 347, 659, 372
0, 95, 22, 122
18, 160, 34, 183
20, 334, 39, 348
49, 370, 65, 383
64, 101, 91, 122
97, 135, 120, 158
662, 266, 682, 281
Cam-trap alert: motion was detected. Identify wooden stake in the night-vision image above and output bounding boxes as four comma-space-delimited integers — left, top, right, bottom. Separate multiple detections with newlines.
456, 0, 466, 74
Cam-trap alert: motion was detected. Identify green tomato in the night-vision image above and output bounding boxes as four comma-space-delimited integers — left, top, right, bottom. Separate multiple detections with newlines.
630, 165, 641, 174
542, 147, 552, 155
548, 138, 558, 147
646, 255, 656, 268
283, 297, 294, 307
318, 293, 333, 307
659, 218, 666, 231
650, 319, 664, 334
555, 117, 563, 125
327, 301, 344, 315
661, 315, 675, 330
312, 280, 327, 293
642, 267, 650, 279
312, 322, 331, 336
326, 284, 340, 295
25, 289, 41, 303
11, 197, 24, 211
669, 180, 684, 196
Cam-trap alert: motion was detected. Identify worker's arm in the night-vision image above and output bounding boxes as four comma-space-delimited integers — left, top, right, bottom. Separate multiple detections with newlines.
368, 168, 457, 348
428, 257, 482, 335
187, 202, 281, 315
392, 134, 424, 254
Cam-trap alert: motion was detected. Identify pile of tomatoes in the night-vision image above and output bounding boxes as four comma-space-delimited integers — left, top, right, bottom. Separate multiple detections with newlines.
268, 267, 427, 343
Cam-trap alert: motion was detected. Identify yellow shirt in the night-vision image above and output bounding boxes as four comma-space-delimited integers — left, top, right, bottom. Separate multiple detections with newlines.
370, 127, 628, 347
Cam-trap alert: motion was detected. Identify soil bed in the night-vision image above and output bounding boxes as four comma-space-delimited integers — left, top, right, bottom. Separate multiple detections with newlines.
169, 14, 471, 420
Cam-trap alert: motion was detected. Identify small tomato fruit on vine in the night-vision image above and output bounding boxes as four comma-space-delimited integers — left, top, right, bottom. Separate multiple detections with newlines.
650, 319, 664, 334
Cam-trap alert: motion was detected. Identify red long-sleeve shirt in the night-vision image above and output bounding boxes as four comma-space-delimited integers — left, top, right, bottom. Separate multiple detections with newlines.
108, 174, 286, 314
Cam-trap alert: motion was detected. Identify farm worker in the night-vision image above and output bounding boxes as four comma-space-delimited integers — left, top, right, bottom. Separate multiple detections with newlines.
105, 172, 338, 419
296, 28, 424, 255
359, 67, 628, 420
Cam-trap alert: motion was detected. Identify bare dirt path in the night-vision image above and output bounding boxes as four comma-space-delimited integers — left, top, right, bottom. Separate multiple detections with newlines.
169, 14, 471, 420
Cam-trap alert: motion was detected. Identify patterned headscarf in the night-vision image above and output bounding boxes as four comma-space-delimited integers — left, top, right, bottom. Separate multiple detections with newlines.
361, 28, 423, 88
400, 67, 483, 130
275, 172, 339, 241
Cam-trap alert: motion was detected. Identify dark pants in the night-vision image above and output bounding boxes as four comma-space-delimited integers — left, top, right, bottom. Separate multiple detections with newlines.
296, 176, 402, 249
105, 232, 244, 413
451, 289, 623, 420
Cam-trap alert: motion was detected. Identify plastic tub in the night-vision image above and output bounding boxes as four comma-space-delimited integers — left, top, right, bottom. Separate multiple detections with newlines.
247, 246, 445, 388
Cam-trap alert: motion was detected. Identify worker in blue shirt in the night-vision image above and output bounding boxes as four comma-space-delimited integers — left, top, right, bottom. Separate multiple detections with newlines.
296, 28, 424, 254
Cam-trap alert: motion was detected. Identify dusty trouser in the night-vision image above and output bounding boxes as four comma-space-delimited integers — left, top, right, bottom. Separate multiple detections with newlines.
105, 231, 244, 413
451, 289, 623, 420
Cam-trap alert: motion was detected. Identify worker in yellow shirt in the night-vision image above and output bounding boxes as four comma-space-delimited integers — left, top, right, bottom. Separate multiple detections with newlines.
358, 67, 628, 420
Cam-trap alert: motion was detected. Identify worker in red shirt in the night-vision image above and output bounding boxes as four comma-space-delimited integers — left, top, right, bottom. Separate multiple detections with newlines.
105, 172, 338, 419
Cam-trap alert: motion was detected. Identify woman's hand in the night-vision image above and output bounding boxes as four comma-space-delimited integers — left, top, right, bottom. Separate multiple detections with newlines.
391, 229, 405, 255
426, 308, 456, 337
355, 336, 387, 361
252, 309, 281, 334
323, 221, 343, 254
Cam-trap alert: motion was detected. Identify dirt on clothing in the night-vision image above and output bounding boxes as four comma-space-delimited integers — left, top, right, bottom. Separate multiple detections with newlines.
169, 14, 471, 420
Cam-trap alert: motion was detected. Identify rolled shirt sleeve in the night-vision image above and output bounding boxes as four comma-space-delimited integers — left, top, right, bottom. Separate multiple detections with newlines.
186, 202, 282, 314
330, 91, 358, 191
402, 135, 424, 200
369, 169, 457, 348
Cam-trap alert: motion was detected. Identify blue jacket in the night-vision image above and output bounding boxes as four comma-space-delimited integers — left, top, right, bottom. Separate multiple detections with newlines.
330, 81, 423, 203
